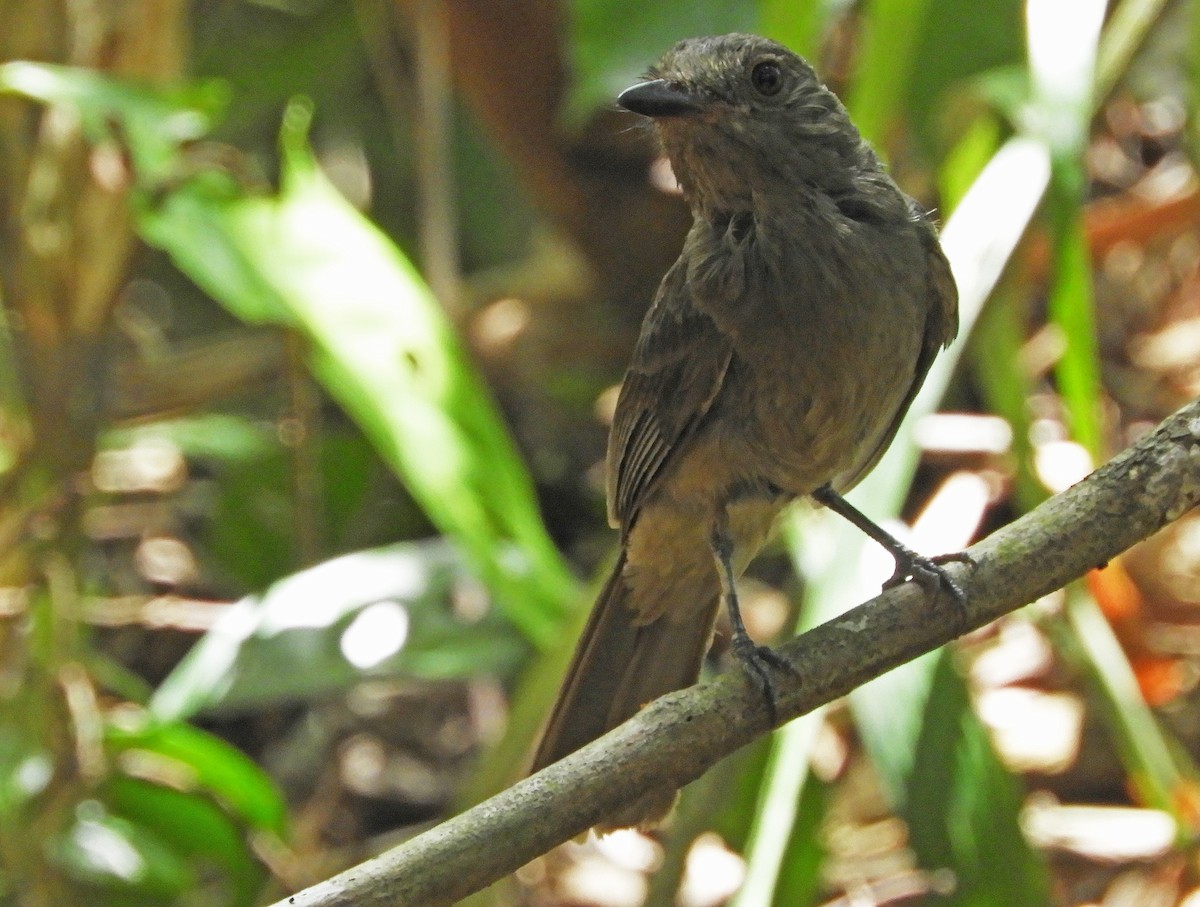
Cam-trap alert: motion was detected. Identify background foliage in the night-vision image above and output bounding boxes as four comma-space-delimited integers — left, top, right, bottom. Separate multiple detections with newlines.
1, 1, 1198, 905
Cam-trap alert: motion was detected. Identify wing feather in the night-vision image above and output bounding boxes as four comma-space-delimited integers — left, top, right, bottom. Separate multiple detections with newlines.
606, 258, 734, 529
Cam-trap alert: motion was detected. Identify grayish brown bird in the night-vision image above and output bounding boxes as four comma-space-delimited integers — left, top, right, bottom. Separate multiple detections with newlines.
531, 34, 960, 827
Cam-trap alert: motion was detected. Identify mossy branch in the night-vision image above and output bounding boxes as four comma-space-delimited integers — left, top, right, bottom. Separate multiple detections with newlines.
271, 397, 1200, 907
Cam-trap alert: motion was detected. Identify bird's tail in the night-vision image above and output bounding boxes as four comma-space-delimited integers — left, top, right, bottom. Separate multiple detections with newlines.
530, 549, 719, 825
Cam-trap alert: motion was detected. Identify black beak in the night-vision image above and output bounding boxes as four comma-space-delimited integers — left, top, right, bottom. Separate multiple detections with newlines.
617, 79, 704, 118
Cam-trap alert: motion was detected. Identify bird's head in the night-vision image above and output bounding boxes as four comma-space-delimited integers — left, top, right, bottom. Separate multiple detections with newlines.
619, 34, 877, 212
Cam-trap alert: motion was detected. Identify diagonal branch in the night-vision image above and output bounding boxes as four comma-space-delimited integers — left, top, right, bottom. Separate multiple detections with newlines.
272, 397, 1200, 907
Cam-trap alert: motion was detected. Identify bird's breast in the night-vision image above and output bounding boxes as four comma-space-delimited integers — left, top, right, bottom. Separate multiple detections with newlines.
697, 216, 929, 494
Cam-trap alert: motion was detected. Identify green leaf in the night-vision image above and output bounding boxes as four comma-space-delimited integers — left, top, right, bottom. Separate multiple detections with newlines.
851, 0, 1024, 157
193, 0, 362, 138
104, 415, 279, 463
771, 770, 831, 907
0, 61, 227, 183
1, 61, 573, 638
1056, 590, 1199, 839
759, 0, 833, 59
48, 800, 194, 899
1025, 0, 1106, 458
1045, 210, 1104, 458
860, 653, 1049, 905
729, 708, 826, 907
104, 718, 287, 838
101, 777, 265, 907
848, 0, 939, 147
970, 287, 1042, 513
565, 0, 757, 123
149, 541, 527, 719
135, 100, 578, 647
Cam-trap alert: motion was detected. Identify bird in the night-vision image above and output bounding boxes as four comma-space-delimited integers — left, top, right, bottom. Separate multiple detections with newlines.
530, 33, 961, 828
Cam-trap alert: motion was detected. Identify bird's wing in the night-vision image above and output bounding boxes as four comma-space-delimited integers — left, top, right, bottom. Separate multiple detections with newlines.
606, 257, 734, 530
835, 220, 959, 492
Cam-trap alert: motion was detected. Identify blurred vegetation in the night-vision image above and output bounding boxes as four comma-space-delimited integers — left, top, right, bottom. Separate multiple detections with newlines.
1, 1, 1199, 905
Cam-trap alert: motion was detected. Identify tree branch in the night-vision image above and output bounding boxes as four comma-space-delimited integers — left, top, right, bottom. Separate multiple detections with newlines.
270, 398, 1200, 907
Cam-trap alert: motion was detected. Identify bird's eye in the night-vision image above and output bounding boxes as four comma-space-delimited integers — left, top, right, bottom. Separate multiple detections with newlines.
750, 60, 783, 96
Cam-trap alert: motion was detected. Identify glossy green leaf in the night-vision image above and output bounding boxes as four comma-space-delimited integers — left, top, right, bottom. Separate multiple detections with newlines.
101, 777, 264, 907
48, 800, 194, 899
135, 101, 578, 647
4, 62, 576, 645
104, 718, 287, 838
150, 541, 527, 719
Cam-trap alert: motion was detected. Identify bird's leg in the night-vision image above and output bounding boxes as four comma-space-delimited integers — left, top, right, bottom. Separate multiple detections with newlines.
811, 485, 972, 628
709, 511, 794, 726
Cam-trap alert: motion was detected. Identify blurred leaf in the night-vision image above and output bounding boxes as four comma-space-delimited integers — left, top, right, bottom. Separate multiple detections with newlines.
970, 65, 1034, 126
1055, 590, 1200, 838
0, 62, 227, 183
759, 0, 833, 59
848, 0, 938, 147
771, 770, 831, 907
101, 777, 264, 907
1026, 0, 1104, 158
0, 302, 26, 460
565, 0, 757, 123
729, 707, 825, 907
851, 0, 1025, 164
206, 443, 297, 589
1037, 0, 1200, 836
104, 718, 287, 838
971, 286, 1042, 513
193, 0, 362, 142
707, 734, 774, 851
135, 100, 577, 647
105, 415, 278, 463
863, 653, 1047, 905
48, 801, 194, 901
1026, 0, 1106, 458
108, 418, 411, 588
2, 66, 576, 643
0, 733, 54, 821
938, 114, 1005, 215
455, 566, 599, 811
150, 541, 526, 719
1045, 212, 1104, 457
454, 116, 538, 271
1020, 0, 1200, 834
851, 0, 1025, 157
905, 0, 1025, 154
1095, 0, 1174, 102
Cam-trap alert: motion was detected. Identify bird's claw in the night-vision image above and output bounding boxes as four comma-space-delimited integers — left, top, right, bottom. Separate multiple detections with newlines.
730, 635, 795, 727
884, 549, 975, 632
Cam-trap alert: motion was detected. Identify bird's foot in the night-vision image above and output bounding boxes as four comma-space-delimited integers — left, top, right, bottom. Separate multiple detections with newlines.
884, 548, 975, 632
730, 632, 796, 727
